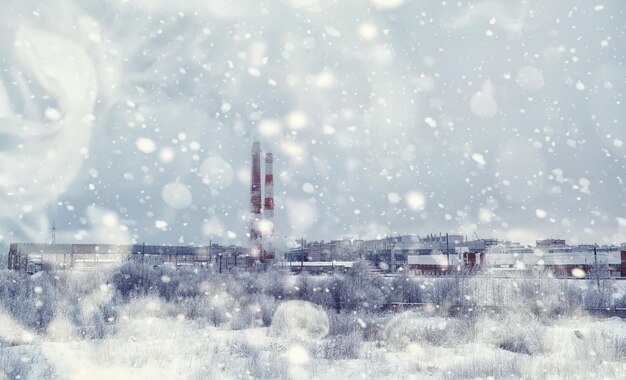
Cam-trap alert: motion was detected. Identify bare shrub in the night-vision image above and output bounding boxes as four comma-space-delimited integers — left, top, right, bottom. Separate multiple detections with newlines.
383, 312, 443, 349
328, 312, 360, 336
583, 279, 616, 310
505, 276, 584, 319
178, 296, 211, 320
571, 326, 626, 362
231, 304, 261, 330
0, 350, 33, 380
327, 311, 389, 344
421, 278, 456, 306
208, 304, 229, 327
478, 312, 545, 355
251, 294, 278, 327
270, 300, 329, 340
495, 327, 544, 355
592, 330, 626, 361
111, 261, 155, 299
322, 331, 363, 359
256, 267, 290, 299
225, 336, 259, 357
246, 349, 289, 379
361, 314, 390, 342
382, 311, 474, 350
301, 277, 334, 309
445, 351, 523, 379
390, 272, 421, 304
228, 294, 278, 330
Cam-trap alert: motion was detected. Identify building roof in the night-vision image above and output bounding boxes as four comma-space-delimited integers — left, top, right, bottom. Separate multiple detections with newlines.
485, 251, 621, 266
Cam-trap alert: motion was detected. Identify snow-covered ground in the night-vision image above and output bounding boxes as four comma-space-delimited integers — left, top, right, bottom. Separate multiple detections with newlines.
1, 266, 625, 379
2, 308, 625, 379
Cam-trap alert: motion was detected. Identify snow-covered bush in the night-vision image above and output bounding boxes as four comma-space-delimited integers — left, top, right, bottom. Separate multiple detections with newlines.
508, 277, 575, 318
118, 294, 169, 320
444, 351, 523, 379
421, 278, 457, 306
566, 322, 626, 362
246, 349, 290, 379
328, 312, 360, 336
172, 268, 206, 299
321, 331, 363, 359
318, 261, 389, 313
250, 293, 279, 327
299, 276, 334, 309
179, 292, 242, 327
294, 271, 314, 301
382, 311, 475, 350
207, 302, 229, 327
0, 271, 68, 332
255, 267, 290, 299
229, 294, 278, 330
111, 261, 157, 299
590, 329, 626, 361
178, 295, 211, 320
327, 311, 389, 344
0, 350, 34, 379
583, 278, 616, 310
270, 300, 329, 340
390, 271, 422, 304
477, 312, 545, 355
230, 304, 261, 330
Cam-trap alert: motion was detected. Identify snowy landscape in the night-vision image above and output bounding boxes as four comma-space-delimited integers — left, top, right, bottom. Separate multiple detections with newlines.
1, 264, 626, 379
1, 0, 626, 378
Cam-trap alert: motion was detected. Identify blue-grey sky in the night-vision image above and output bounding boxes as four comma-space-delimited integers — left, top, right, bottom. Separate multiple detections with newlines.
0, 0, 625, 250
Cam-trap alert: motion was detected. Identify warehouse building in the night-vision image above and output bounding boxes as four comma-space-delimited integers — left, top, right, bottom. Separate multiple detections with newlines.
7, 242, 246, 274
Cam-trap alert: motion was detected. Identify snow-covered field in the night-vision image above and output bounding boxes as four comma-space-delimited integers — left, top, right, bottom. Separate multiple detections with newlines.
1, 264, 626, 379
2, 306, 625, 379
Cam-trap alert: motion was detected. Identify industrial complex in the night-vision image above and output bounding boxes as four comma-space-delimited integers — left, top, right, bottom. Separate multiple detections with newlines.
5, 142, 626, 278
288, 235, 626, 278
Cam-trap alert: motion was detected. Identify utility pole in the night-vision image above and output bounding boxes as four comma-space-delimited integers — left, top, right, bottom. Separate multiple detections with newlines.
594, 244, 599, 288
446, 233, 450, 267
51, 221, 56, 245
390, 240, 396, 273
300, 238, 305, 272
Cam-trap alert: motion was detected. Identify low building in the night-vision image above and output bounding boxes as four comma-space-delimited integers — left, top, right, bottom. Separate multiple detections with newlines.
281, 260, 354, 274
7, 242, 247, 274
286, 238, 364, 262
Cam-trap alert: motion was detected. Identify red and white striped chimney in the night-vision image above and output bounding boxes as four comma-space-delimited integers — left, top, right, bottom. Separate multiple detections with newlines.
249, 142, 262, 260
263, 152, 275, 260
264, 153, 274, 220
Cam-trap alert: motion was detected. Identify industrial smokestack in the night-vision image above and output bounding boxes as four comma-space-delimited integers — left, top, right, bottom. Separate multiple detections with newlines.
250, 142, 262, 259
263, 153, 274, 219
263, 152, 275, 260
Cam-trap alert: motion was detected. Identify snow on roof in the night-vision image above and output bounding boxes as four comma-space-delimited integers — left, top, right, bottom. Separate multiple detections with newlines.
407, 255, 459, 266
284, 261, 355, 267
407, 250, 622, 267
485, 251, 621, 266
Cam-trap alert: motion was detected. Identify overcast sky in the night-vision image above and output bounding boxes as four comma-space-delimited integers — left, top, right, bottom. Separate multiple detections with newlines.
0, 0, 625, 250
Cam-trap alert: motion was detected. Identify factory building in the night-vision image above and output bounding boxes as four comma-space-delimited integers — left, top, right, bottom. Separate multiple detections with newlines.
7, 242, 247, 274
286, 233, 626, 279
286, 233, 495, 273
286, 238, 364, 262
280, 260, 354, 274
408, 239, 626, 278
